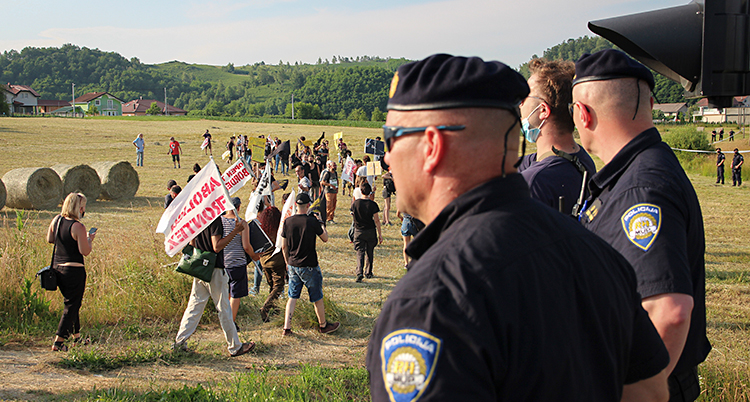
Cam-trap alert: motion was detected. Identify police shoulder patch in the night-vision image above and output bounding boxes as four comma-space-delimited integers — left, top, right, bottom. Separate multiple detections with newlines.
381, 329, 442, 402
621, 203, 661, 251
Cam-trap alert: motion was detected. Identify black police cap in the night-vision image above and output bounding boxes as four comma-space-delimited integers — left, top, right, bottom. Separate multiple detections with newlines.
572, 49, 654, 90
387, 53, 529, 111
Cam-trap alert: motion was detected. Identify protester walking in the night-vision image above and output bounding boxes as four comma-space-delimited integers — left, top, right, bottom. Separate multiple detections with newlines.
46, 193, 96, 351
168, 137, 182, 168
221, 197, 260, 328
257, 206, 286, 322
133, 133, 144, 166
351, 182, 382, 282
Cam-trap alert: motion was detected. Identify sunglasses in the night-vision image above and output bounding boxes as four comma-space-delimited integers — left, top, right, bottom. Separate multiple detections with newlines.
382, 125, 466, 151
568, 102, 589, 117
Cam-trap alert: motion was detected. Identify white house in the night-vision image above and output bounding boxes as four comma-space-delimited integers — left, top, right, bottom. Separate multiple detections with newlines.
692, 96, 750, 124
5, 83, 41, 114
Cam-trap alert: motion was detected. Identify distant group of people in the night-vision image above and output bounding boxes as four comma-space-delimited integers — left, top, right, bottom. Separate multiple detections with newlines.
710, 127, 736, 142
50, 50, 716, 402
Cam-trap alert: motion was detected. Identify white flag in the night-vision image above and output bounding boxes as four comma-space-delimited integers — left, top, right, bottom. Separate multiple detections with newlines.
341, 156, 356, 184
222, 159, 254, 196
245, 163, 272, 221
273, 189, 296, 256
156, 160, 234, 257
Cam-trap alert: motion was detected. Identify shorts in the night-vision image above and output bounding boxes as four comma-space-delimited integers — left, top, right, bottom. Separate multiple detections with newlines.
382, 187, 393, 199
172, 154, 180, 162
401, 216, 419, 237
287, 265, 323, 302
225, 266, 249, 298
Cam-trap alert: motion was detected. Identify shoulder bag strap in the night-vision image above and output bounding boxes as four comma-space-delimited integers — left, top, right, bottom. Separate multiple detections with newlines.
50, 215, 63, 268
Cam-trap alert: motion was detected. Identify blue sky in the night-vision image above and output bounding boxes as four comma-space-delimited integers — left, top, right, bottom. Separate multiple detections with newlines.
0, 0, 688, 69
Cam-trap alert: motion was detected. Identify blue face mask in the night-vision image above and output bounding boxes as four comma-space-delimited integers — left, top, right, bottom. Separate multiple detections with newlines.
521, 103, 546, 143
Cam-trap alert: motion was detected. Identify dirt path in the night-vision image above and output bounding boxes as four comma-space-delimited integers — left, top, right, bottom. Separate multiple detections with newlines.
0, 325, 370, 401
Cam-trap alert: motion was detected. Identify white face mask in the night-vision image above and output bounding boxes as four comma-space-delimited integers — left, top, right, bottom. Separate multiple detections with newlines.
521, 103, 546, 143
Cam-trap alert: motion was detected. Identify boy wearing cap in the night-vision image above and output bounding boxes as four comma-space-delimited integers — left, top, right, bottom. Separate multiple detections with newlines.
280, 193, 340, 336
571, 49, 710, 402
366, 53, 669, 401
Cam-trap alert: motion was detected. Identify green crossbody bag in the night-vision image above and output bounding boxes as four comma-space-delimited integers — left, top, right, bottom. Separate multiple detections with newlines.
176, 245, 217, 282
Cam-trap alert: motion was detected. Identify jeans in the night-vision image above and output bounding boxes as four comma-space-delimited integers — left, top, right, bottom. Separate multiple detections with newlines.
251, 260, 263, 294
136, 151, 144, 166
287, 265, 324, 302
275, 154, 281, 173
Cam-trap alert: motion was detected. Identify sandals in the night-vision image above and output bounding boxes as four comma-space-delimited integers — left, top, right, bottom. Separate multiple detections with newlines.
230, 341, 256, 357
51, 341, 68, 352
72, 336, 91, 346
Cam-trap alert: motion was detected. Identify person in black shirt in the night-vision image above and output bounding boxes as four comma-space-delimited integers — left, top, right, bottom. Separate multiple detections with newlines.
572, 49, 710, 402
732, 148, 744, 186
367, 54, 669, 402
280, 193, 340, 336
716, 148, 725, 184
351, 182, 382, 282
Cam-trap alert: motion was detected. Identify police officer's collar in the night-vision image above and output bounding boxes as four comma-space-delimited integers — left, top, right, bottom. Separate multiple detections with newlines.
406, 174, 530, 261
588, 128, 661, 198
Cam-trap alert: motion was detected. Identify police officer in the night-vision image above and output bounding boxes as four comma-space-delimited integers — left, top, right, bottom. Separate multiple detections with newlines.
716, 148, 725, 184
571, 49, 711, 402
366, 54, 669, 401
731, 148, 744, 186
517, 58, 596, 215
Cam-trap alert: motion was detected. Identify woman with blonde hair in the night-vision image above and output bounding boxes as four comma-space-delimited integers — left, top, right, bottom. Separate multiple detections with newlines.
46, 192, 96, 351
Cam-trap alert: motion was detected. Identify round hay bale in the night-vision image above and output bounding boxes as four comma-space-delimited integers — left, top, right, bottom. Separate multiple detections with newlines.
0, 178, 6, 210
91, 161, 139, 200
1, 168, 63, 210
51, 164, 102, 202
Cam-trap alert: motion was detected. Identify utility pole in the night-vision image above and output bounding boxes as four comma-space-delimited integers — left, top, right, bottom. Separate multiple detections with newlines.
291, 93, 295, 120
164, 87, 168, 116
71, 83, 75, 117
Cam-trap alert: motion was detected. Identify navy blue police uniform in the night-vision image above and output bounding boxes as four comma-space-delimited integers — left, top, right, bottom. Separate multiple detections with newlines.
716, 150, 725, 184
732, 151, 744, 186
367, 175, 668, 401
573, 50, 710, 402
367, 54, 669, 402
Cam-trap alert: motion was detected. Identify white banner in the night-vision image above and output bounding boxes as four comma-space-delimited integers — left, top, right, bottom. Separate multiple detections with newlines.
341, 156, 356, 184
156, 160, 233, 257
245, 163, 273, 221
222, 159, 254, 195
200, 137, 210, 150
273, 189, 296, 256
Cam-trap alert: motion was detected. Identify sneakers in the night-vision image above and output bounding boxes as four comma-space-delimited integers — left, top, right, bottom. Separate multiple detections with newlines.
356, 274, 364, 283
282, 328, 293, 336
230, 341, 255, 357
365, 273, 374, 279
171, 341, 188, 352
319, 322, 341, 334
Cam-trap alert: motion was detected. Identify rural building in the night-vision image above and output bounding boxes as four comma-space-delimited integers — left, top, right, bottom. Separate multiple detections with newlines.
4, 83, 40, 114
38, 99, 72, 114
653, 102, 687, 119
692, 96, 750, 124
73, 92, 124, 116
122, 99, 187, 116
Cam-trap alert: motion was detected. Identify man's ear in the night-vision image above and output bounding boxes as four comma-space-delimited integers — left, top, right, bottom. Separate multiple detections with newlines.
423, 126, 446, 173
538, 102, 551, 121
578, 103, 592, 129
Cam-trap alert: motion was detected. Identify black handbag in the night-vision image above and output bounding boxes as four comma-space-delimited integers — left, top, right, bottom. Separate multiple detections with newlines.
37, 216, 61, 291
176, 245, 217, 282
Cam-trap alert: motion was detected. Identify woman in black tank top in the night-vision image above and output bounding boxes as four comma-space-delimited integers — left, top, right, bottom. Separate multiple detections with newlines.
45, 192, 96, 351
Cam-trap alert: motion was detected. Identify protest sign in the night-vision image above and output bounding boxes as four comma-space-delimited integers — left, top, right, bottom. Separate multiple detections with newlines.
273, 189, 296, 256
366, 161, 382, 176
250, 219, 274, 254
245, 163, 272, 221
156, 160, 233, 257
364, 138, 385, 156
201, 137, 210, 150
333, 132, 343, 141
341, 156, 356, 184
222, 159, 254, 196
248, 137, 266, 163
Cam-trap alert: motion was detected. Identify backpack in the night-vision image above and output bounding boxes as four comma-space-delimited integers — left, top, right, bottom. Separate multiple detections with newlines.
383, 177, 396, 194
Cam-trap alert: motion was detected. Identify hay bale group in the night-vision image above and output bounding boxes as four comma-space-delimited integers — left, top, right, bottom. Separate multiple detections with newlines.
0, 161, 139, 211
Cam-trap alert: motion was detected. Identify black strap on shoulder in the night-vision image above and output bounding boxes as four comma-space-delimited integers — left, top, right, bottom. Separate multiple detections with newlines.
551, 146, 587, 176
50, 215, 63, 268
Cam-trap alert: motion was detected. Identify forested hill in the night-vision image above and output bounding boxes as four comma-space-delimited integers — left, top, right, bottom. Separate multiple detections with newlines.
0, 44, 408, 120
0, 39, 689, 120
518, 36, 688, 105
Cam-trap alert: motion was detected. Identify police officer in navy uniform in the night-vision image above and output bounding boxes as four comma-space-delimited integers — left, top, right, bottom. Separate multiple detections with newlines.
366, 54, 670, 402
571, 49, 711, 402
731, 148, 744, 186
716, 148, 725, 184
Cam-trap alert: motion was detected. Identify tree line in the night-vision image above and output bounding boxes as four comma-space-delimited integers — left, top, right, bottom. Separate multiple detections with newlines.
0, 39, 691, 121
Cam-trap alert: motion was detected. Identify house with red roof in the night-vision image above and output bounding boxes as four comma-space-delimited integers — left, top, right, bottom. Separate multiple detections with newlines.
73, 92, 124, 116
122, 98, 187, 116
5, 83, 41, 114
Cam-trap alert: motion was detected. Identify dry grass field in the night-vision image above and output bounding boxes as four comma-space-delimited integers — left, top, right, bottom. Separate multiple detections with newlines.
0, 117, 748, 401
